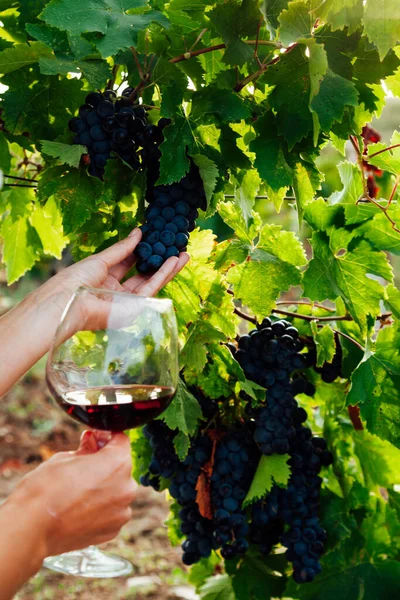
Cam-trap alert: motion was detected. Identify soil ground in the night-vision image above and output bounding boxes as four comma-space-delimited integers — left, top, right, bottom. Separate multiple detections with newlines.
0, 363, 195, 600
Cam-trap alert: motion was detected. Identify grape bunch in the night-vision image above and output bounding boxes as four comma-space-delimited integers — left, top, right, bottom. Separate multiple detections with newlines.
234, 318, 310, 456
233, 318, 306, 388
68, 88, 148, 179
140, 421, 180, 487
138, 316, 334, 584
281, 412, 333, 583
210, 430, 258, 560
134, 161, 207, 273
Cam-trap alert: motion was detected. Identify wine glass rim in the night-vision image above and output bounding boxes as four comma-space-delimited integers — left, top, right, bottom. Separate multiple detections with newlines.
73, 286, 173, 306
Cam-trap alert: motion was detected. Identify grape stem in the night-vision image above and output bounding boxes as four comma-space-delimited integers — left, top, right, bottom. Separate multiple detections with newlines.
388, 174, 400, 207
276, 300, 336, 312
233, 306, 257, 325
107, 64, 120, 90
330, 328, 364, 352
169, 39, 284, 64
272, 308, 352, 322
229, 290, 392, 331
368, 142, 400, 159
234, 43, 298, 93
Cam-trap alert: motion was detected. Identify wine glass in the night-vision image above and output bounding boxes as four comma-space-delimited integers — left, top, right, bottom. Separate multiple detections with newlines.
44, 287, 179, 578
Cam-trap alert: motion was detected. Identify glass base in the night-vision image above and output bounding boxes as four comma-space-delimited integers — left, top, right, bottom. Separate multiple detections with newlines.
43, 545, 133, 578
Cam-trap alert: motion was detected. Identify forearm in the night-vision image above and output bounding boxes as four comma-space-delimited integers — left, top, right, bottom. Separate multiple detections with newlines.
0, 278, 73, 396
0, 498, 48, 600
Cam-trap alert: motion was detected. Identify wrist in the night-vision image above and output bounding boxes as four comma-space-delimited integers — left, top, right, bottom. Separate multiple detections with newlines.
0, 493, 49, 573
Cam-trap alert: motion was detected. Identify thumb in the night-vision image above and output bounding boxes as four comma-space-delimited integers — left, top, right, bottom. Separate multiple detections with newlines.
75, 430, 99, 455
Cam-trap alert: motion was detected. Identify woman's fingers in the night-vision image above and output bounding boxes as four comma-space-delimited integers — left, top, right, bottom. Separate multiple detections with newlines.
95, 229, 142, 271
136, 253, 190, 296
122, 252, 190, 297
108, 254, 137, 282
161, 252, 190, 287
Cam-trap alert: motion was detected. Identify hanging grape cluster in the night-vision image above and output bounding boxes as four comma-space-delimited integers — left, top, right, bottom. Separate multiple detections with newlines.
140, 317, 335, 584
135, 121, 207, 273
68, 88, 148, 179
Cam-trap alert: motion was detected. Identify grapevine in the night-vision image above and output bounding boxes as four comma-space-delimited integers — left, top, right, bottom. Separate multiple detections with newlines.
1, 1, 400, 597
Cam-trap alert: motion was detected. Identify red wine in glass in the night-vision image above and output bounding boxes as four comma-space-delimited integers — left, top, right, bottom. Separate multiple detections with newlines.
50, 384, 174, 431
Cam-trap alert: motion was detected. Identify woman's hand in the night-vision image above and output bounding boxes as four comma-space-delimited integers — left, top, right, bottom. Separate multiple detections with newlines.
0, 230, 189, 396
37, 228, 189, 316
0, 432, 136, 599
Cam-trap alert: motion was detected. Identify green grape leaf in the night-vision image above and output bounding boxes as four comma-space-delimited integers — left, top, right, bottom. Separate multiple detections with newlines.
40, 0, 169, 58
211, 238, 250, 272
227, 553, 287, 600
0, 41, 53, 74
173, 431, 191, 461
41, 140, 86, 168
285, 558, 400, 600
303, 233, 392, 332
232, 170, 261, 230
25, 22, 70, 53
49, 169, 104, 234
385, 283, 400, 318
347, 325, 400, 448
181, 321, 226, 373
192, 154, 219, 206
329, 161, 377, 225
363, 0, 400, 60
129, 427, 153, 483
191, 86, 251, 125
0, 133, 10, 174
261, 0, 289, 34
199, 574, 234, 600
311, 69, 359, 132
292, 162, 316, 224
303, 197, 344, 232
359, 209, 400, 255
310, 0, 363, 33
189, 554, 222, 591
243, 454, 290, 507
30, 197, 67, 258
308, 40, 328, 144
311, 322, 336, 367
218, 201, 262, 245
1, 212, 41, 284
249, 113, 294, 192
161, 378, 203, 436
3, 76, 84, 142
208, 0, 261, 66
353, 430, 400, 488
163, 503, 183, 547
227, 224, 305, 320
263, 45, 312, 148
278, 0, 313, 46
39, 56, 111, 89
367, 130, 400, 174
157, 113, 195, 185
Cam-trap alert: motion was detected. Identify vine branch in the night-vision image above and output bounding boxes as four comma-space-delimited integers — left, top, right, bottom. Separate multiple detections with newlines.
368, 143, 400, 159
169, 40, 283, 65
276, 300, 336, 313
388, 174, 400, 207
107, 64, 120, 90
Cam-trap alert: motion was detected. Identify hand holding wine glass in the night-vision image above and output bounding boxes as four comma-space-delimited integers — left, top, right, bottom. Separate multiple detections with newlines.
44, 288, 179, 576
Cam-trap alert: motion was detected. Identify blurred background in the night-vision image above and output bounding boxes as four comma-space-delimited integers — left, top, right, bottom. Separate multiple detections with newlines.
1, 96, 399, 599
